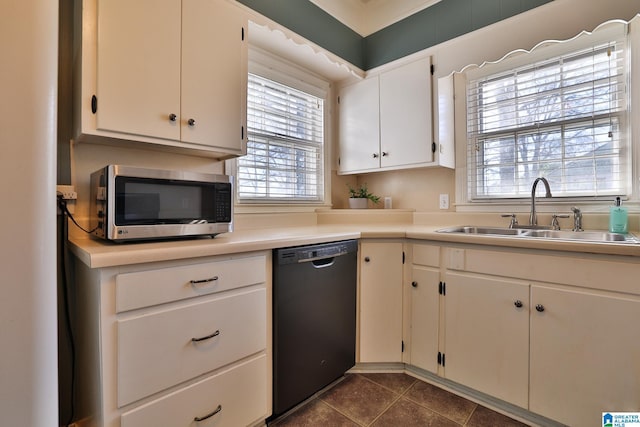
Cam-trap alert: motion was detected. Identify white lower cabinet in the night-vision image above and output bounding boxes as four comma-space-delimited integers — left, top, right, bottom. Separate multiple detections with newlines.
433, 245, 640, 427
121, 354, 267, 427
408, 244, 440, 373
73, 252, 271, 427
358, 241, 404, 363
530, 285, 640, 427
117, 288, 266, 406
443, 272, 529, 408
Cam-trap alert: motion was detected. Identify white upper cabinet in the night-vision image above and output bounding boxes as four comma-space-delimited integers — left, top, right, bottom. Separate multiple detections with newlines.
76, 0, 247, 158
96, 0, 182, 141
338, 56, 452, 174
181, 0, 247, 151
337, 77, 380, 172
379, 58, 433, 168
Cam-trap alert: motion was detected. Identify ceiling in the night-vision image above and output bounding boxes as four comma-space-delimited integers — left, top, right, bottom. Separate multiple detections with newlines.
308, 0, 442, 36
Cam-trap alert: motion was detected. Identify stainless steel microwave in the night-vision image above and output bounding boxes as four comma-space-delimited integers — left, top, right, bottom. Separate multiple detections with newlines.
89, 165, 233, 241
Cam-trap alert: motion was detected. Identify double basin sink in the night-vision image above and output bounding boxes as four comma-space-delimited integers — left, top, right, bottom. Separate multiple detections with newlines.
437, 226, 640, 244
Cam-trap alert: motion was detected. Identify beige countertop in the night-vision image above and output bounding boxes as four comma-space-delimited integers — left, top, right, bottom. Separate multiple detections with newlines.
69, 222, 640, 269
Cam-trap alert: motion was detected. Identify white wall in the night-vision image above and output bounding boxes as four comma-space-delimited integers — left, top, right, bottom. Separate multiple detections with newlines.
71, 142, 224, 223
348, 0, 640, 212
0, 0, 59, 425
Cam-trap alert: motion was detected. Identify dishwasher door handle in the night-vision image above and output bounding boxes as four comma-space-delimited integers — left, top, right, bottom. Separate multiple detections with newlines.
297, 250, 348, 265
308, 257, 336, 268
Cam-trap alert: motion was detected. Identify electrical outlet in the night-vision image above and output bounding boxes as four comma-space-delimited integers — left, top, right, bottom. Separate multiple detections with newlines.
439, 193, 449, 210
57, 185, 77, 215
56, 185, 77, 200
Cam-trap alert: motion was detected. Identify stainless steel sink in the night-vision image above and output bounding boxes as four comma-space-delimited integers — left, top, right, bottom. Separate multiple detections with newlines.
436, 226, 639, 243
436, 226, 535, 236
523, 229, 638, 242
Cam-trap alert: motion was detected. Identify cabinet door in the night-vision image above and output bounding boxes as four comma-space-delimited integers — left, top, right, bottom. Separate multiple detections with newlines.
359, 242, 403, 363
338, 78, 380, 173
181, 0, 247, 153
96, 0, 181, 140
530, 285, 640, 427
444, 272, 529, 408
410, 266, 439, 373
379, 57, 433, 168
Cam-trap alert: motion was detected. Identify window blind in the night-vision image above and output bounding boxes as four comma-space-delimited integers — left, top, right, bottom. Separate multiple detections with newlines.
466, 38, 628, 200
238, 74, 324, 201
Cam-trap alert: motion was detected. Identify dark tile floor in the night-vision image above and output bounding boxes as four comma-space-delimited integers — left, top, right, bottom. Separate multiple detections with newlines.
269, 373, 530, 427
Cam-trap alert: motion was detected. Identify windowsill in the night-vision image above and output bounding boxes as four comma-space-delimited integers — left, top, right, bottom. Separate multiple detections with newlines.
455, 199, 640, 214
234, 203, 333, 215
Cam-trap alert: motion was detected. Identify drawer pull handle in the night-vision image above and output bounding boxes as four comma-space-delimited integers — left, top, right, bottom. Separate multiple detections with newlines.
190, 276, 219, 284
191, 329, 220, 343
194, 404, 222, 422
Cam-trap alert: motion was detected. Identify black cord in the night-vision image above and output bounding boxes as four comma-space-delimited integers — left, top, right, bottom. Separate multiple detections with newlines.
58, 205, 76, 426
56, 194, 98, 426
57, 196, 99, 234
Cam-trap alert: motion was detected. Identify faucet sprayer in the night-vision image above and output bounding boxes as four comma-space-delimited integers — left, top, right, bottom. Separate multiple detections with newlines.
571, 206, 583, 232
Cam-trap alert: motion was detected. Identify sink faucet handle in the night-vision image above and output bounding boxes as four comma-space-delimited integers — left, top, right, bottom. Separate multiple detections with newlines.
551, 214, 570, 230
501, 213, 518, 229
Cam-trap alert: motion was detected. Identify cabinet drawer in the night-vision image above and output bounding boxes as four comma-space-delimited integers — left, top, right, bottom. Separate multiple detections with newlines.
412, 244, 440, 267
117, 288, 266, 406
121, 354, 268, 427
116, 255, 266, 312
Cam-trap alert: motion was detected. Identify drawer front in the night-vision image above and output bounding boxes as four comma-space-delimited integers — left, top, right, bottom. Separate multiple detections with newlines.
116, 255, 266, 312
121, 354, 268, 427
117, 288, 266, 407
412, 243, 440, 267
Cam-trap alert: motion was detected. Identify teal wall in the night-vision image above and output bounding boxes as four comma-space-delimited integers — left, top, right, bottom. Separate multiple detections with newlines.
364, 0, 553, 69
236, 0, 365, 68
236, 0, 553, 70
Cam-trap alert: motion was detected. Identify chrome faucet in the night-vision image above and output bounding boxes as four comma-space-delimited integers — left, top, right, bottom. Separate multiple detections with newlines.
529, 177, 552, 225
571, 206, 583, 231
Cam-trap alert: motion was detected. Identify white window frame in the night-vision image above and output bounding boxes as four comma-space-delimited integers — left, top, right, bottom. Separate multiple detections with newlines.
454, 20, 638, 213
228, 47, 333, 212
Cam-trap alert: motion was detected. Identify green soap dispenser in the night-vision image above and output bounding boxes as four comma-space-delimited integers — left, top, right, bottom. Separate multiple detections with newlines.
609, 197, 628, 234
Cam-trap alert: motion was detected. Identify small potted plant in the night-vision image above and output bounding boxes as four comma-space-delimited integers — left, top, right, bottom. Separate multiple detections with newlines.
347, 183, 380, 209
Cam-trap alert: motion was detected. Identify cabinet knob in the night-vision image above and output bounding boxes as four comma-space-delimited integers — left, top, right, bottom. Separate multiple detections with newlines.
372, 153, 379, 159
382, 151, 388, 157
168, 113, 177, 122
514, 300, 523, 308
364, 256, 370, 263
188, 118, 196, 127
535, 304, 545, 312
411, 281, 418, 288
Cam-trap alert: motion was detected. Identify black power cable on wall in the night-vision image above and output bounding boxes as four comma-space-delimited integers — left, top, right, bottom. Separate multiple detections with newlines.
57, 196, 76, 427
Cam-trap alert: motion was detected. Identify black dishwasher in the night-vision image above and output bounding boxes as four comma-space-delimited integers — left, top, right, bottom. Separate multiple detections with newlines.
271, 240, 358, 418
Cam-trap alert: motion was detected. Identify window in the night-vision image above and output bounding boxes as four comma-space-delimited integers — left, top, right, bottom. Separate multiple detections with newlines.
466, 36, 628, 201
237, 73, 325, 203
